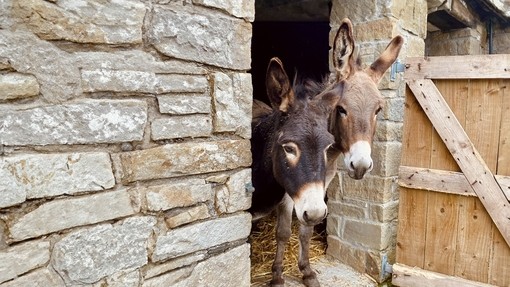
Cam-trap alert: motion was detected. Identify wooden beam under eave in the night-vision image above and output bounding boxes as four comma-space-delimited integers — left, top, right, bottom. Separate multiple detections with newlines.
404, 55, 510, 80
406, 79, 510, 248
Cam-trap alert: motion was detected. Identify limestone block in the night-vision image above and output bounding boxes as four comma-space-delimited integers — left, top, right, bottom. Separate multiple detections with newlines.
144, 244, 250, 287
328, 200, 366, 220
0, 153, 114, 207
119, 140, 252, 183
142, 179, 213, 212
326, 214, 342, 237
157, 94, 211, 115
0, 30, 81, 103
106, 269, 140, 287
13, 0, 146, 44
213, 169, 252, 214
150, 3, 251, 69
192, 0, 255, 21
213, 72, 252, 138
375, 120, 403, 142
0, 73, 39, 101
52, 216, 156, 285
342, 219, 391, 250
152, 213, 251, 262
369, 200, 399, 223
144, 251, 206, 279
0, 240, 50, 284
81, 71, 208, 94
74, 51, 207, 75
0, 99, 147, 146
353, 18, 400, 43
165, 204, 211, 229
330, 0, 379, 24
327, 235, 366, 273
381, 97, 405, 122
0, 268, 65, 287
9, 189, 138, 241
342, 174, 397, 203
151, 115, 212, 140
388, 0, 428, 38
371, 141, 402, 177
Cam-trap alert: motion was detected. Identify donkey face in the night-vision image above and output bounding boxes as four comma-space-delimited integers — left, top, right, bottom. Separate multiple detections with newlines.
330, 18, 403, 179
266, 58, 341, 225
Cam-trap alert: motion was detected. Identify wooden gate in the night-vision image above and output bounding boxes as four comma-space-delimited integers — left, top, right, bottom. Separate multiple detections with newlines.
393, 55, 510, 287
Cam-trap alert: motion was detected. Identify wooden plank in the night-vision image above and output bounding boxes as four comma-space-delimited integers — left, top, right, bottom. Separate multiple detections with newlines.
490, 79, 510, 286
404, 55, 510, 80
396, 86, 432, 268
454, 79, 501, 282
407, 79, 510, 248
423, 80, 464, 275
398, 166, 510, 199
392, 263, 497, 287
489, 230, 510, 286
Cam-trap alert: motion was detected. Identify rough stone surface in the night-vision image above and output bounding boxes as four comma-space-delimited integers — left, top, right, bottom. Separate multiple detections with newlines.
119, 140, 252, 183
143, 179, 213, 212
144, 244, 250, 287
81, 71, 208, 94
0, 30, 81, 103
0, 152, 114, 207
144, 251, 206, 279
213, 169, 252, 214
342, 174, 397, 203
150, 3, 252, 69
343, 219, 391, 250
165, 204, 211, 229
0, 268, 65, 287
13, 0, 146, 44
213, 72, 252, 138
0, 240, 50, 284
106, 269, 140, 287
151, 115, 212, 140
52, 216, 156, 285
152, 213, 251, 262
327, 235, 367, 273
157, 94, 211, 115
9, 189, 138, 241
192, 0, 255, 21
0, 73, 39, 100
0, 99, 147, 146
74, 51, 207, 75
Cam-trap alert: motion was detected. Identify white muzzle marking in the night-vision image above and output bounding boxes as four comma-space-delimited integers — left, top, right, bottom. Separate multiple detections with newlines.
343, 140, 373, 179
293, 182, 327, 225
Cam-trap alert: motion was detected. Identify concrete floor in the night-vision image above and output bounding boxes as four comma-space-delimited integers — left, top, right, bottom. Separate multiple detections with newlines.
252, 255, 378, 287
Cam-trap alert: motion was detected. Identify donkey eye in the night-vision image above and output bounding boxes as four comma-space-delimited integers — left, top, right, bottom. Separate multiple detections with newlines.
282, 144, 297, 155
337, 106, 347, 117
375, 107, 382, 115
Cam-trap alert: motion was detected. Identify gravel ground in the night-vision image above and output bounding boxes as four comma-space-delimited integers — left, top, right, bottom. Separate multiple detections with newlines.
252, 255, 378, 287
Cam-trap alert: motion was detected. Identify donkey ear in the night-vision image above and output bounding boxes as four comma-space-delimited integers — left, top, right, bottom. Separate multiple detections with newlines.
366, 36, 404, 83
332, 18, 356, 81
266, 57, 295, 113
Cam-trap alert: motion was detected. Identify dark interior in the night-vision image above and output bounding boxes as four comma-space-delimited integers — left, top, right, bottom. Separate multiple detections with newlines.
251, 1, 331, 104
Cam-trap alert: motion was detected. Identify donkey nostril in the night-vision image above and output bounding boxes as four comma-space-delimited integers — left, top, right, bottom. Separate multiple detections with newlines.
303, 211, 309, 221
350, 161, 355, 170
369, 161, 373, 169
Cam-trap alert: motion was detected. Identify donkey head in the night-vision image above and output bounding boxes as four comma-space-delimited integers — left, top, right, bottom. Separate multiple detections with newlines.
266, 57, 342, 225
330, 18, 403, 179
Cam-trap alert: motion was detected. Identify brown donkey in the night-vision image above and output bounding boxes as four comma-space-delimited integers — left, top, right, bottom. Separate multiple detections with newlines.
250, 57, 342, 287
324, 18, 403, 184
250, 18, 403, 287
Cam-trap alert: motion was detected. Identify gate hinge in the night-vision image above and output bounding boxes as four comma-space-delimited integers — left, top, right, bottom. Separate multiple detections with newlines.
390, 59, 406, 82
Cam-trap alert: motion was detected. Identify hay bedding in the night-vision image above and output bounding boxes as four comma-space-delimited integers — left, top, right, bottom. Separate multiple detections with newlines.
250, 212, 327, 285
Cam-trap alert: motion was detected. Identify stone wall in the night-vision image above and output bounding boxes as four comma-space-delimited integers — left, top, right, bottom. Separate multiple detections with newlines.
0, 1, 254, 286
327, 0, 426, 282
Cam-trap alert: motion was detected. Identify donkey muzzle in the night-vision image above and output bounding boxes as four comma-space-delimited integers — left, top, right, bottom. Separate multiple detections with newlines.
344, 140, 373, 180
293, 182, 327, 226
